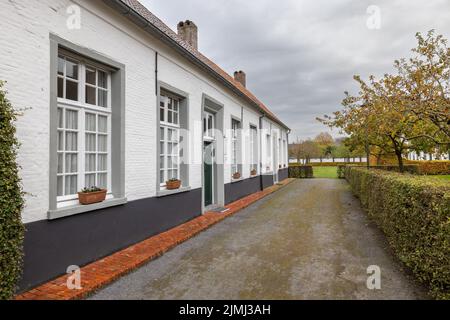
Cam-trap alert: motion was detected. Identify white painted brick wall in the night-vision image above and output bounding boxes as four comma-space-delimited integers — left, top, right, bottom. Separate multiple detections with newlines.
0, 0, 288, 223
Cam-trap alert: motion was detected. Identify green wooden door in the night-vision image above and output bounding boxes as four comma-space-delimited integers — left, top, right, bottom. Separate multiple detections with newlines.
204, 142, 213, 207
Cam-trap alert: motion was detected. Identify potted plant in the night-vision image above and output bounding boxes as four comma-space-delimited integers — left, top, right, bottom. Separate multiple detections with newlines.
78, 187, 107, 205
232, 172, 241, 180
166, 178, 182, 190
250, 169, 257, 176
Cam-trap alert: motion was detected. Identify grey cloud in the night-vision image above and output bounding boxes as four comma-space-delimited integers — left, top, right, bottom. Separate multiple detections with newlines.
143, 0, 450, 140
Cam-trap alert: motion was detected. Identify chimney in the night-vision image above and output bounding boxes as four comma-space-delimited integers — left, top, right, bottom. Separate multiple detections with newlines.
177, 20, 198, 51
234, 70, 246, 87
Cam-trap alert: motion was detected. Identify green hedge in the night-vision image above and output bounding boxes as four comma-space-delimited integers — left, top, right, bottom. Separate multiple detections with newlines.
345, 167, 450, 299
289, 166, 314, 179
0, 82, 25, 300
290, 162, 366, 167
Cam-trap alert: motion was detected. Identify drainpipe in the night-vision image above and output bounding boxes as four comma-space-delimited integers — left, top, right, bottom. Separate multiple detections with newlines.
259, 114, 266, 191
155, 52, 159, 96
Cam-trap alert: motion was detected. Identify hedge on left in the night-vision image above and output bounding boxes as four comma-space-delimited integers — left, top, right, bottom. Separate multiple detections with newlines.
0, 81, 25, 300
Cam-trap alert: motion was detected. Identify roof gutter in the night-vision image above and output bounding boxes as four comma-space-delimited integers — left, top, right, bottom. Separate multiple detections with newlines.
103, 0, 289, 130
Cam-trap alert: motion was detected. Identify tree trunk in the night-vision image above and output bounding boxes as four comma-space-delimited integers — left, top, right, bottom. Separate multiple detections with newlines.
395, 150, 404, 173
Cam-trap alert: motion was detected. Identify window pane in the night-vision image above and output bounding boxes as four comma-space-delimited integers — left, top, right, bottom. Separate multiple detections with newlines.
58, 57, 65, 76
98, 154, 107, 171
57, 176, 64, 197
57, 77, 64, 98
65, 110, 78, 129
173, 169, 179, 179
65, 153, 78, 173
85, 113, 96, 132
66, 59, 78, 80
65, 132, 78, 151
98, 71, 107, 89
85, 154, 96, 172
167, 111, 173, 124
85, 174, 96, 189
57, 131, 64, 151
167, 142, 173, 155
57, 153, 63, 174
86, 86, 96, 105
58, 108, 63, 128
168, 156, 173, 168
65, 175, 78, 196
66, 80, 78, 101
160, 128, 165, 140
98, 116, 107, 133
173, 112, 179, 125
97, 173, 107, 189
85, 134, 96, 152
160, 108, 165, 122
86, 69, 96, 85
98, 89, 107, 108
160, 170, 165, 184
98, 135, 107, 152
160, 156, 164, 170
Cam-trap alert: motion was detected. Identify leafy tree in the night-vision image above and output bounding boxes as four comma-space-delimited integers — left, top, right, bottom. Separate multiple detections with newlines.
319, 31, 450, 172
0, 81, 25, 300
289, 139, 321, 164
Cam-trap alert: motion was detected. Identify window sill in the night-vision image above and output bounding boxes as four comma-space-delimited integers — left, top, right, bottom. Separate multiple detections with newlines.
250, 175, 259, 179
48, 197, 127, 220
231, 178, 244, 184
157, 186, 191, 198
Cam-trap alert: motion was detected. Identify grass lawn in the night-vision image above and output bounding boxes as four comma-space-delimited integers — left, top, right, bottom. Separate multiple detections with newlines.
431, 175, 450, 181
313, 166, 338, 179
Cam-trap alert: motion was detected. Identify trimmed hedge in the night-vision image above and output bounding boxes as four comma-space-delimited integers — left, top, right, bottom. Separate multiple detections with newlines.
289, 166, 314, 179
0, 82, 25, 300
408, 161, 450, 175
290, 162, 366, 167
345, 167, 450, 299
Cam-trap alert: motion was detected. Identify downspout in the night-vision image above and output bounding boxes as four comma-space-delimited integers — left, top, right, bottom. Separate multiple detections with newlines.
155, 52, 159, 96
259, 113, 266, 191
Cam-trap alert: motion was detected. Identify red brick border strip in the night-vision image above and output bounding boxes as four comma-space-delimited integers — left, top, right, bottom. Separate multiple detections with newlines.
15, 178, 295, 300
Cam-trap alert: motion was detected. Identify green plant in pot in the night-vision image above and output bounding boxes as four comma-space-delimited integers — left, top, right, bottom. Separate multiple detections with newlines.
166, 178, 181, 190
78, 186, 107, 205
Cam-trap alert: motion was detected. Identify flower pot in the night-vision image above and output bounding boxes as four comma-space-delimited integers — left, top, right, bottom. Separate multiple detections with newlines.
250, 170, 257, 176
166, 180, 181, 190
233, 173, 241, 180
78, 189, 107, 205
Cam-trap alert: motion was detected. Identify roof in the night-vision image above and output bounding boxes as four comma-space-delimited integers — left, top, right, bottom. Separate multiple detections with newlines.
103, 0, 289, 130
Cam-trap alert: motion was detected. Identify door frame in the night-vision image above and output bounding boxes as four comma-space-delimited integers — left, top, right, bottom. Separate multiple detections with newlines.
201, 94, 225, 213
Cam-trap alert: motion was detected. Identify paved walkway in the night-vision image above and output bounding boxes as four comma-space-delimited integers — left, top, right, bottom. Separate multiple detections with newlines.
90, 179, 427, 300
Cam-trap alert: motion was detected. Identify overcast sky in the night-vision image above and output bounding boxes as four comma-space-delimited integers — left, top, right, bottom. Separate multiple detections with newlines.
142, 0, 450, 141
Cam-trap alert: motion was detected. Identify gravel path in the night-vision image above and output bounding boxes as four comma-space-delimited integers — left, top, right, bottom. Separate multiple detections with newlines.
90, 179, 428, 300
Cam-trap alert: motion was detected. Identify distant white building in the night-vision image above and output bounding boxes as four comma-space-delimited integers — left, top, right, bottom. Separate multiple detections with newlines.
0, 0, 289, 292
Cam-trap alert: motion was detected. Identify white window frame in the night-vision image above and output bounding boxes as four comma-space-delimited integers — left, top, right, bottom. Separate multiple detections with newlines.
250, 126, 258, 173
56, 52, 112, 208
159, 93, 181, 188
231, 119, 240, 176
203, 110, 216, 141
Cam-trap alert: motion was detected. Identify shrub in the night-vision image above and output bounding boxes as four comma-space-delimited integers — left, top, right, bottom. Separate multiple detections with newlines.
290, 162, 366, 167
0, 81, 25, 300
407, 161, 450, 175
345, 167, 450, 299
289, 166, 314, 179
337, 165, 346, 179
368, 165, 420, 174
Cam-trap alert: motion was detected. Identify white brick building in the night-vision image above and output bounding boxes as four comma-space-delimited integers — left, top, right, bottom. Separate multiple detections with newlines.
0, 0, 289, 292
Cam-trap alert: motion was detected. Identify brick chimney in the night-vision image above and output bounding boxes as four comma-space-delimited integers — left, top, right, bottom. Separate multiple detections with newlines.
234, 71, 246, 87
177, 20, 198, 51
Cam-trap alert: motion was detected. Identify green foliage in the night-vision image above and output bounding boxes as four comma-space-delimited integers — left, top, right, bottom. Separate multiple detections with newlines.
345, 167, 450, 299
288, 166, 314, 179
80, 186, 103, 193
408, 161, 450, 175
0, 81, 25, 300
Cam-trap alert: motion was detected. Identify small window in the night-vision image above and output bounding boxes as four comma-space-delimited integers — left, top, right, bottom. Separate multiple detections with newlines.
57, 56, 80, 101
231, 119, 241, 176
203, 111, 215, 140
